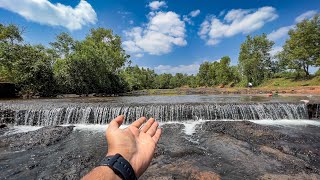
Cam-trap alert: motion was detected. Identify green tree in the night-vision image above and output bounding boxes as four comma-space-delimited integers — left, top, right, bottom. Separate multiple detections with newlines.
197, 61, 211, 86
53, 28, 129, 94
238, 34, 274, 86
0, 24, 24, 81
13, 45, 56, 96
155, 74, 173, 89
120, 66, 156, 91
215, 56, 233, 85
277, 14, 320, 77
50, 32, 75, 58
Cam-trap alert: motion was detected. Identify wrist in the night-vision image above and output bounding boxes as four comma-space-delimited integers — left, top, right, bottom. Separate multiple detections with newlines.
101, 153, 138, 179
82, 166, 122, 180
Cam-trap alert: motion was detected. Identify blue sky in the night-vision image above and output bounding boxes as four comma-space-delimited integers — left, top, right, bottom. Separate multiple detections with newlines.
0, 0, 319, 74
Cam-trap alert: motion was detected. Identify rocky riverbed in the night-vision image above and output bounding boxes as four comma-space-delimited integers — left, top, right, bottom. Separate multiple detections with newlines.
1, 121, 320, 180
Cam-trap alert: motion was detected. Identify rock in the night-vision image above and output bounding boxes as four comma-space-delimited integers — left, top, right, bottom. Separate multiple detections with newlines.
260, 173, 320, 180
0, 124, 7, 128
141, 161, 220, 180
0, 126, 74, 151
1, 121, 320, 179
0, 124, 9, 136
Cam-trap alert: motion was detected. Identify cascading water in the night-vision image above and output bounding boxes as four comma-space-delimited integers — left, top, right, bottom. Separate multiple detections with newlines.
0, 102, 309, 126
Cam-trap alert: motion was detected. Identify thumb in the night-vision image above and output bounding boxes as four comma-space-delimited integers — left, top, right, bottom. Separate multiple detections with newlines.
108, 115, 124, 131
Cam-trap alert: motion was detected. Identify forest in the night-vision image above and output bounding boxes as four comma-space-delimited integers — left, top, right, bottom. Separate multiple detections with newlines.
0, 14, 319, 97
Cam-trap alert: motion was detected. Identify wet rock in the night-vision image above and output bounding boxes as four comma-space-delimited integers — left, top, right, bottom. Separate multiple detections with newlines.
0, 126, 74, 151
1, 121, 320, 179
307, 103, 320, 119
0, 124, 7, 128
0, 124, 9, 136
141, 161, 220, 180
199, 121, 287, 146
260, 173, 320, 180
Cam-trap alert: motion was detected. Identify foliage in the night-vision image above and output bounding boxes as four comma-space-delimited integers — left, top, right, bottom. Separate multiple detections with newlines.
277, 14, 320, 77
197, 56, 236, 87
0, 24, 55, 96
120, 66, 156, 91
53, 28, 129, 94
238, 34, 274, 86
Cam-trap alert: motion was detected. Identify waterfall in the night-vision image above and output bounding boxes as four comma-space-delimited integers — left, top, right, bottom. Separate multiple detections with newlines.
0, 102, 309, 126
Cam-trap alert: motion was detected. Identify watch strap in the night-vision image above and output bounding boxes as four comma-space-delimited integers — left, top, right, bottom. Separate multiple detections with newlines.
100, 153, 137, 180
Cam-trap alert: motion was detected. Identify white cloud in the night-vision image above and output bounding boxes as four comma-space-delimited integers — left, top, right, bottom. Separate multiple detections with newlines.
148, 1, 167, 11
199, 6, 278, 45
154, 64, 200, 75
267, 25, 294, 41
270, 46, 283, 56
129, 20, 134, 25
295, 10, 318, 23
190, 10, 201, 17
123, 11, 186, 56
0, 0, 97, 31
183, 9, 201, 25
135, 53, 144, 58
267, 10, 318, 42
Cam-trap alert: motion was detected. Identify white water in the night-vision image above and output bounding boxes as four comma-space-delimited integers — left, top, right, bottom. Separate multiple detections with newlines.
2, 125, 43, 136
251, 119, 320, 126
1, 103, 309, 126
4, 119, 320, 136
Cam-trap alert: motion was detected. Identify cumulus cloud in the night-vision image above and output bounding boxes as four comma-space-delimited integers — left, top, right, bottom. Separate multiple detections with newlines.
199, 7, 278, 45
295, 10, 318, 23
123, 11, 186, 56
270, 46, 283, 56
135, 53, 144, 58
267, 10, 318, 42
267, 25, 294, 41
0, 0, 97, 31
154, 64, 200, 75
148, 1, 167, 11
190, 10, 201, 17
183, 9, 201, 25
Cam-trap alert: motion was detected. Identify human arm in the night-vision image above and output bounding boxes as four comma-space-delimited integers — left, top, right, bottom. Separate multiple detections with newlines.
82, 115, 162, 179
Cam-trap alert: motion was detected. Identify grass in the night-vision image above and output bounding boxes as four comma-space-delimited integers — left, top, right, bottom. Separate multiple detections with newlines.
259, 76, 320, 88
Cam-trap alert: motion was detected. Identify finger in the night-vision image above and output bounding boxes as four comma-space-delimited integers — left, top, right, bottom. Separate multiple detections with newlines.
146, 121, 159, 136
152, 128, 162, 144
108, 115, 124, 131
131, 117, 146, 129
141, 118, 155, 133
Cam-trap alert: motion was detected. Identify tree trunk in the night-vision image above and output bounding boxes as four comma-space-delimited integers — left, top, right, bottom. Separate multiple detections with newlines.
303, 62, 310, 77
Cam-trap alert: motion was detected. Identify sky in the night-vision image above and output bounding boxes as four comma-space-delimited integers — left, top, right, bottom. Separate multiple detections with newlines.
0, 0, 319, 75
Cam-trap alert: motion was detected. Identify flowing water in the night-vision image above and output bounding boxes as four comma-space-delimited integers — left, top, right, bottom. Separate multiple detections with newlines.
0, 95, 318, 126
1, 95, 320, 179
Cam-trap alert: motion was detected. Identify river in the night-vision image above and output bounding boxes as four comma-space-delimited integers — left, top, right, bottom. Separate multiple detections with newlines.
0, 95, 320, 179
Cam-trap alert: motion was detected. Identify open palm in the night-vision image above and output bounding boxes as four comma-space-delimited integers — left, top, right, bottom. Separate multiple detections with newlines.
106, 115, 162, 177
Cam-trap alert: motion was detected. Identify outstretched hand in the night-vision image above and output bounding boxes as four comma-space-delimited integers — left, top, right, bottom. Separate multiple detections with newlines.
106, 115, 162, 177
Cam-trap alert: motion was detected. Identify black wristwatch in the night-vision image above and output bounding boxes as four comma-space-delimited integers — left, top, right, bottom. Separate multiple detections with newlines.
100, 153, 137, 180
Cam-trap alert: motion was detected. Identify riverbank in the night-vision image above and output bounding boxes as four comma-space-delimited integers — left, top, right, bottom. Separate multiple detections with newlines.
1, 121, 320, 179
127, 86, 320, 96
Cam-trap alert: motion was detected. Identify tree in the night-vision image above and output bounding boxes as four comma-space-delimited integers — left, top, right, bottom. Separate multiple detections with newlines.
0, 24, 23, 44
50, 32, 75, 58
197, 61, 211, 86
0, 24, 24, 81
120, 66, 156, 91
277, 14, 320, 77
53, 28, 129, 94
155, 74, 173, 89
215, 56, 233, 85
238, 34, 274, 86
13, 45, 56, 96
